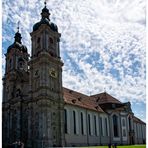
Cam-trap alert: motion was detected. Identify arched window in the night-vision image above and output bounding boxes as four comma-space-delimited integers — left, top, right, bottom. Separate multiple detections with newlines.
36, 37, 41, 52
105, 118, 108, 136
73, 111, 76, 134
94, 115, 97, 136
100, 117, 103, 136
113, 115, 119, 137
88, 114, 91, 135
129, 117, 131, 130
64, 109, 67, 134
122, 118, 125, 126
9, 59, 12, 69
81, 112, 84, 135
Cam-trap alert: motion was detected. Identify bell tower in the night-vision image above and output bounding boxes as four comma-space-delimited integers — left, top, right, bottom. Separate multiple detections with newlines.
29, 2, 64, 147
2, 25, 29, 147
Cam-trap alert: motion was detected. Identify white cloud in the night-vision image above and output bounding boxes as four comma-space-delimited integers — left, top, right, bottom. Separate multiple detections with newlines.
2, 0, 146, 108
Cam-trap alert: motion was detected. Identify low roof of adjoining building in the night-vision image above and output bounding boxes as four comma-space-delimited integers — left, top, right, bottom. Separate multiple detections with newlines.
91, 92, 122, 105
133, 116, 146, 125
63, 87, 104, 113
63, 87, 146, 125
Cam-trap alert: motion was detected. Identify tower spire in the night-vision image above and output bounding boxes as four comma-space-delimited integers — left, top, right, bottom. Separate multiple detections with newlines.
17, 21, 20, 32
44, 0, 47, 7
14, 21, 22, 43
41, 0, 50, 20
104, 87, 106, 92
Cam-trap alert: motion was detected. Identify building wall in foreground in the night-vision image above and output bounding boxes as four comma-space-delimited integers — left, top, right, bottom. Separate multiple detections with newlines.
134, 122, 146, 144
64, 104, 105, 146
64, 104, 146, 146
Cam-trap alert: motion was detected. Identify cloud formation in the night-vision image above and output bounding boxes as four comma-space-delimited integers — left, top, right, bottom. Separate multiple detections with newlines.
2, 0, 146, 120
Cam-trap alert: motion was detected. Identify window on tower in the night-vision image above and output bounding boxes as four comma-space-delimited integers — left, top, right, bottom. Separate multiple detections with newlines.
9, 59, 12, 70
36, 37, 41, 50
49, 37, 53, 44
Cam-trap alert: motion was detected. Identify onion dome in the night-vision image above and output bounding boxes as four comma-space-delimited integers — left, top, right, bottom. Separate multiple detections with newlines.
33, 1, 58, 32
7, 30, 28, 54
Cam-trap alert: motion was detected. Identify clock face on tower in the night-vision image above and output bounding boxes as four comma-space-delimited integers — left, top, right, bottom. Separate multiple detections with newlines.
49, 68, 57, 78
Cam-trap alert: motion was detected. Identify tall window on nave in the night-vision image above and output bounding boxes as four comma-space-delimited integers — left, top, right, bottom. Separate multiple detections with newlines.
94, 115, 97, 136
113, 115, 119, 137
64, 109, 67, 134
73, 111, 76, 134
88, 114, 91, 135
81, 112, 84, 135
105, 118, 108, 136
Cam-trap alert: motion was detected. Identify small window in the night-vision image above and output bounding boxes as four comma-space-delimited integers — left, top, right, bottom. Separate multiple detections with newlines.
9, 59, 12, 69
122, 119, 125, 126
34, 70, 39, 77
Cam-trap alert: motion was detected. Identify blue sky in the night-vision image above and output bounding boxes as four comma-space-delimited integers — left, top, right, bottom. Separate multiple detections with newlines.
2, 0, 146, 121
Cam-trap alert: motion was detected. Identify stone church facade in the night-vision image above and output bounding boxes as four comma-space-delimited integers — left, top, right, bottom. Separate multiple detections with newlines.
2, 2, 146, 148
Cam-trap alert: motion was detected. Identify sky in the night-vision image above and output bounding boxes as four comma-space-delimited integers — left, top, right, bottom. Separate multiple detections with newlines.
2, 0, 146, 122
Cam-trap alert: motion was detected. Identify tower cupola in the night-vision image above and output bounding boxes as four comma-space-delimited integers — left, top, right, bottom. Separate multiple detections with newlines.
33, 1, 58, 32
41, 1, 50, 20
5, 24, 29, 73
7, 24, 27, 54
14, 32, 22, 44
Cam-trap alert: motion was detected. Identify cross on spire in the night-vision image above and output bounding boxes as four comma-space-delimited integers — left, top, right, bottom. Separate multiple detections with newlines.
104, 87, 106, 92
17, 21, 20, 32
44, 0, 47, 7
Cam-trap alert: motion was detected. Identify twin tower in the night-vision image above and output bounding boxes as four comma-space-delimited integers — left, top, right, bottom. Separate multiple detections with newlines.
2, 2, 65, 147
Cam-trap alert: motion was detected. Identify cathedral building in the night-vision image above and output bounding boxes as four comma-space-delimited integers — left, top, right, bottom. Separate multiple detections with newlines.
2, 2, 146, 148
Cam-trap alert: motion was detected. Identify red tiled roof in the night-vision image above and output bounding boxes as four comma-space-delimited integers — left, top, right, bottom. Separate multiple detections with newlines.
63, 87, 104, 113
91, 92, 122, 105
63, 88, 145, 125
133, 116, 146, 125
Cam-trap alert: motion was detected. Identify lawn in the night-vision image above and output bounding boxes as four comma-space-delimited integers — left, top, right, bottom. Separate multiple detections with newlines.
81, 145, 146, 148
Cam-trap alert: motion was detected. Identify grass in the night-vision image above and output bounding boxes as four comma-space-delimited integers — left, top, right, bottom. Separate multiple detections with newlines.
81, 145, 146, 148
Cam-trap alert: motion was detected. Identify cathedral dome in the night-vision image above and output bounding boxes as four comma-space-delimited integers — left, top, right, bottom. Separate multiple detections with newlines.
7, 42, 28, 53
7, 31, 28, 53
33, 18, 58, 32
33, 2, 58, 32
